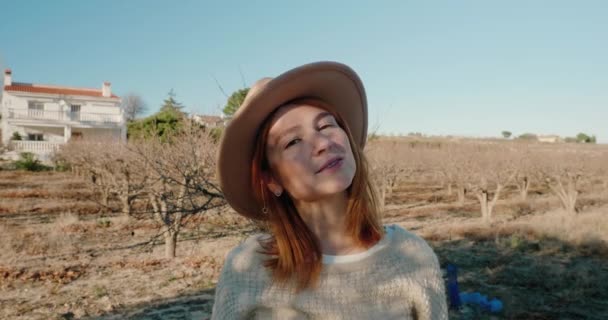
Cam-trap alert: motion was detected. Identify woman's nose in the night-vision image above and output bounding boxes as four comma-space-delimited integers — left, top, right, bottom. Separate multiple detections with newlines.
312, 131, 332, 155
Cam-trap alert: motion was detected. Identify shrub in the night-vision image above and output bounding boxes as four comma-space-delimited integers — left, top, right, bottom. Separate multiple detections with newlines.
11, 132, 22, 141
96, 218, 112, 228
52, 159, 71, 172
517, 133, 537, 140
209, 127, 224, 143
14, 152, 51, 172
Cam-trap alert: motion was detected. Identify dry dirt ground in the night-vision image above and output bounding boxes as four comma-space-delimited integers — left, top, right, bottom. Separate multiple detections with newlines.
1, 171, 607, 319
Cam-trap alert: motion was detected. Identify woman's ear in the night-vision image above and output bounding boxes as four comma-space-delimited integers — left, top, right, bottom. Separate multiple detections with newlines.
262, 172, 284, 197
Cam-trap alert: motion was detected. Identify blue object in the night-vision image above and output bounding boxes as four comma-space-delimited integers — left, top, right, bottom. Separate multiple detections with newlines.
446, 264, 461, 309
489, 299, 503, 313
459, 292, 503, 313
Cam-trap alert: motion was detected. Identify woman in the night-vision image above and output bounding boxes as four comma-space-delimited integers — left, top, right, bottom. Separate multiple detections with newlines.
212, 61, 447, 319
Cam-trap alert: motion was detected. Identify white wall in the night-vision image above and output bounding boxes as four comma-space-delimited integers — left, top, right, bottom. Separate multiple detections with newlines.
75, 127, 122, 141
4, 124, 121, 144
85, 103, 121, 115
2, 92, 121, 115
4, 124, 64, 143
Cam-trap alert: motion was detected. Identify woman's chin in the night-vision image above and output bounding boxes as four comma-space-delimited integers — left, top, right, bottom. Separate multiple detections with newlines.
316, 180, 352, 197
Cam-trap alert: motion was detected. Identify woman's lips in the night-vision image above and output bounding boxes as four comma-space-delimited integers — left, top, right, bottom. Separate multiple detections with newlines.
317, 157, 343, 173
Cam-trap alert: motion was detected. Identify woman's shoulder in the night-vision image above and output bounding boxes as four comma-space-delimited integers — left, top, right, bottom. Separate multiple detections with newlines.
383, 224, 440, 265
222, 232, 270, 274
384, 223, 428, 244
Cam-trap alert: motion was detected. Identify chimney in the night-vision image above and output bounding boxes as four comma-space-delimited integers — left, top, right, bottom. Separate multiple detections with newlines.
4, 69, 12, 86
102, 81, 111, 97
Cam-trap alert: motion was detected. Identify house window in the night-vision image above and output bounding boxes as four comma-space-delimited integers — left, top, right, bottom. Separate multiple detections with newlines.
70, 104, 81, 121
28, 101, 44, 110
27, 133, 44, 141
27, 101, 44, 118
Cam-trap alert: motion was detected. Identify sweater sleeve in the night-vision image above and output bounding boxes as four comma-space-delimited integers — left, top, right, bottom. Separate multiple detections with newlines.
211, 248, 241, 320
414, 241, 449, 320
211, 235, 266, 320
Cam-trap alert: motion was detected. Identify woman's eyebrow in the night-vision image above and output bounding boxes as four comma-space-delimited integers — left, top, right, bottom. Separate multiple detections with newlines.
272, 112, 334, 146
315, 111, 333, 123
273, 126, 300, 145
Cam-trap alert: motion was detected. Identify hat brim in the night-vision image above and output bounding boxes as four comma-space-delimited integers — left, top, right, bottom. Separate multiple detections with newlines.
217, 61, 368, 220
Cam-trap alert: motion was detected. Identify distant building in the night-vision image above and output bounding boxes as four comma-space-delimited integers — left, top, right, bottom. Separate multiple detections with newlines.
1, 69, 125, 160
190, 113, 228, 128
537, 135, 563, 143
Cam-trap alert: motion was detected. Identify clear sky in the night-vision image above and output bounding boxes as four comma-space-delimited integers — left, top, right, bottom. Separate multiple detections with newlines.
2, 0, 607, 142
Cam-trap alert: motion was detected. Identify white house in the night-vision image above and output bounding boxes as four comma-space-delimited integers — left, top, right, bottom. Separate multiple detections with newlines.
1, 69, 126, 160
190, 113, 228, 128
538, 135, 563, 143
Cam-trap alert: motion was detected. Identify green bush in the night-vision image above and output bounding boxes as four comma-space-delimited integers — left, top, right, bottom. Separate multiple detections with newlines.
97, 218, 112, 228
209, 127, 224, 143
11, 132, 22, 141
517, 133, 537, 140
53, 160, 71, 172
14, 152, 51, 171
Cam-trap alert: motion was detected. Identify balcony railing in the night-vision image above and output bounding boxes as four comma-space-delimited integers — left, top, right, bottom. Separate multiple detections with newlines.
7, 108, 123, 124
10, 141, 62, 154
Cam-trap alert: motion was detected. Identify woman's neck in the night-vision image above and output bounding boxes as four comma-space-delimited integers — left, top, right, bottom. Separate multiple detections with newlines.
294, 192, 367, 255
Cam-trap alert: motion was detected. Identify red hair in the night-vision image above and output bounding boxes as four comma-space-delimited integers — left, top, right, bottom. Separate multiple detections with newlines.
250, 98, 383, 291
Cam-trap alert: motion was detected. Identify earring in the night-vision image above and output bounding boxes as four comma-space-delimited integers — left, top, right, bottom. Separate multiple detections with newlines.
261, 181, 269, 216
274, 191, 282, 197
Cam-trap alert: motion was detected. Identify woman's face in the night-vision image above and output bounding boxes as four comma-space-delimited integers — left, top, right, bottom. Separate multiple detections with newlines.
264, 103, 357, 202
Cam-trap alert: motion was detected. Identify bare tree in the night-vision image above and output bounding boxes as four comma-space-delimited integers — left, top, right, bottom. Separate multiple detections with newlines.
466, 145, 517, 223
533, 147, 597, 216
58, 124, 225, 259
56, 139, 117, 209
438, 143, 473, 206
435, 143, 516, 222
130, 123, 225, 258
593, 149, 608, 193
367, 141, 402, 210
366, 140, 424, 210
56, 139, 149, 215
513, 146, 534, 202
121, 93, 147, 121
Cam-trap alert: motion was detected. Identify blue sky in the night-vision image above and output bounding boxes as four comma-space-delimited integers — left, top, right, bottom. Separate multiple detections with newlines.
2, 0, 607, 142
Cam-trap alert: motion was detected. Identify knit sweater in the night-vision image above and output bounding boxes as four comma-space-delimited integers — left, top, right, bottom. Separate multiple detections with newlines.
211, 224, 448, 319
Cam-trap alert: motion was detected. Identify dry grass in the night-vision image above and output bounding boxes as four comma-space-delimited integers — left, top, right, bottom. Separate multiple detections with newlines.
420, 202, 608, 257
1, 159, 607, 319
0, 223, 83, 261
517, 207, 608, 254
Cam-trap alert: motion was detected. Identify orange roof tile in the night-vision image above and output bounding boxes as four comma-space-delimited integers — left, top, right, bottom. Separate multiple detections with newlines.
4, 82, 119, 99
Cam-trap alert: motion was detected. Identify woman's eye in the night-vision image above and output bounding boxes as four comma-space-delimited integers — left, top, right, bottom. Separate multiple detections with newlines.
319, 123, 335, 130
285, 138, 301, 149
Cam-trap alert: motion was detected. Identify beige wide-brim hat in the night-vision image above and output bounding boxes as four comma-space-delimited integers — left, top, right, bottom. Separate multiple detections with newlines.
217, 61, 368, 220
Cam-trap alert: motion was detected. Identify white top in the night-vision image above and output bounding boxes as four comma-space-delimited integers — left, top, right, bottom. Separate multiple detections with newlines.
211, 224, 448, 319
322, 226, 393, 264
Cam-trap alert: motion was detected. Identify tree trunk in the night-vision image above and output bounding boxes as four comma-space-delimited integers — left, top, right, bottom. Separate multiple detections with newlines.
487, 185, 503, 222
476, 191, 489, 223
566, 178, 578, 215
164, 228, 178, 259
120, 194, 131, 216
456, 186, 466, 206
548, 178, 578, 215
446, 183, 453, 197
101, 188, 110, 207
379, 179, 387, 211
518, 177, 529, 201
386, 176, 395, 199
